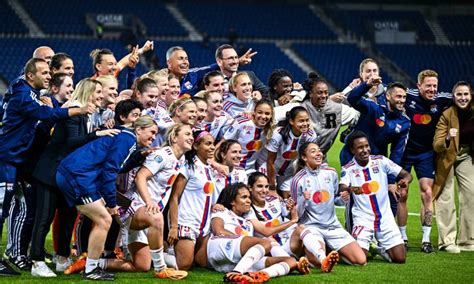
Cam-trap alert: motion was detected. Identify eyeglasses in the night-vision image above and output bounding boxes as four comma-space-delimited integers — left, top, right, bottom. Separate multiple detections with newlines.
222, 56, 239, 61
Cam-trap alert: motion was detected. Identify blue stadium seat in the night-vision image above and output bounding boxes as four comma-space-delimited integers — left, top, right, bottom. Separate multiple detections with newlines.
377, 44, 474, 91
293, 43, 393, 90
177, 2, 337, 39
20, 0, 187, 36
0, 0, 28, 34
439, 15, 474, 42
327, 9, 435, 42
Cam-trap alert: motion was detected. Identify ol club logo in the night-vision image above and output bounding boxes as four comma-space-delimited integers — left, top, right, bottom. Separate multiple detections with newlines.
312, 190, 330, 203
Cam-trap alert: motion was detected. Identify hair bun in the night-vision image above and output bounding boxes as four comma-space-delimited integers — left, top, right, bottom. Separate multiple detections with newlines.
308, 71, 319, 80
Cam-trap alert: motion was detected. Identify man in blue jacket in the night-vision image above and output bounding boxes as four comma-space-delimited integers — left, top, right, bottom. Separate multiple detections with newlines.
0, 58, 95, 275
166, 45, 259, 97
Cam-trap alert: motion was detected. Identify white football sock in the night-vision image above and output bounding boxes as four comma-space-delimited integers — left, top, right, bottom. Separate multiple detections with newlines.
261, 262, 290, 278
233, 244, 265, 274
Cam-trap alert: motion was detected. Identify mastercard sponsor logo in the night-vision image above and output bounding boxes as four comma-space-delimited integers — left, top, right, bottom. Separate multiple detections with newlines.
413, 114, 431, 125
361, 181, 379, 194
282, 150, 298, 159
312, 190, 330, 203
375, 118, 385, 127
235, 226, 250, 236
246, 140, 263, 151
167, 174, 177, 185
203, 182, 214, 194
265, 219, 281, 227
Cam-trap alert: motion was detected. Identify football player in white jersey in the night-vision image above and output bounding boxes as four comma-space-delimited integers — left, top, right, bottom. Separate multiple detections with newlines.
291, 142, 366, 271
213, 140, 248, 202
266, 106, 317, 198
168, 98, 198, 126
208, 183, 310, 283
192, 96, 208, 127
168, 130, 217, 270
223, 72, 261, 118
339, 131, 412, 263
106, 124, 192, 280
223, 100, 274, 173
248, 172, 317, 262
194, 90, 233, 141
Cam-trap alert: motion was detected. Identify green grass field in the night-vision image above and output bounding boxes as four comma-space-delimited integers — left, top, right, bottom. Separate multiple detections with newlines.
2, 136, 474, 283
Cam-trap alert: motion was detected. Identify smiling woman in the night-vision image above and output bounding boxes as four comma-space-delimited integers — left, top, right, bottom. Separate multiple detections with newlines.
433, 81, 474, 253
54, 116, 157, 280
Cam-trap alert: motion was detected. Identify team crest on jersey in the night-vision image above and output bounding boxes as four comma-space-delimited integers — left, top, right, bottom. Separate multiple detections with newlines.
270, 206, 278, 214
154, 155, 163, 163
371, 165, 379, 173
184, 81, 192, 90
353, 169, 360, 177
430, 104, 437, 113
225, 241, 232, 251
269, 138, 278, 147
395, 124, 402, 133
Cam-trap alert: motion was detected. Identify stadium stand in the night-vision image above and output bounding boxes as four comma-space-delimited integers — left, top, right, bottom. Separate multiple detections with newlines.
327, 9, 435, 42
293, 43, 393, 90
377, 44, 474, 91
438, 15, 474, 42
177, 2, 337, 39
0, 0, 28, 34
20, 0, 187, 36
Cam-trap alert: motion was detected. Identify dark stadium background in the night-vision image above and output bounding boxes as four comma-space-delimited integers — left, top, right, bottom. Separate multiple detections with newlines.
0, 0, 473, 95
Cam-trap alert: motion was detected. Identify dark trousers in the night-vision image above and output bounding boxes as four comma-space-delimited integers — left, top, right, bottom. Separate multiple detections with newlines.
30, 181, 77, 261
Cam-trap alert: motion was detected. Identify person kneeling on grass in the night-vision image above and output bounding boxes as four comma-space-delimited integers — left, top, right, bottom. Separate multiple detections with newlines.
339, 131, 412, 263
208, 183, 310, 283
97, 124, 192, 280
290, 142, 367, 271
56, 116, 158, 281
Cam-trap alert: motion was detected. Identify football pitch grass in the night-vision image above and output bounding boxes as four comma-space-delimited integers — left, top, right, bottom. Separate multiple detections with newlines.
2, 138, 474, 283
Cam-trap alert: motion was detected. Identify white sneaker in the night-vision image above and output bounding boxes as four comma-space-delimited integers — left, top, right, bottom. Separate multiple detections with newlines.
31, 261, 57, 277
56, 257, 73, 272
441, 244, 461, 253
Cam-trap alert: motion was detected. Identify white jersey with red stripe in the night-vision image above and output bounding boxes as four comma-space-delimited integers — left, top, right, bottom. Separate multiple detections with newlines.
196, 112, 234, 141
223, 116, 267, 172
143, 106, 174, 147
248, 195, 293, 245
137, 146, 183, 211
223, 94, 255, 118
214, 166, 248, 203
340, 155, 402, 232
178, 156, 218, 236
211, 208, 254, 237
290, 166, 341, 229
266, 127, 318, 177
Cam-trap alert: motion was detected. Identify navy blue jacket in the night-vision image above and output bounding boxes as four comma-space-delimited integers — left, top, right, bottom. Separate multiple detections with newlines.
0, 78, 69, 164
341, 82, 410, 168
57, 129, 137, 208
180, 63, 219, 96
404, 88, 452, 153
